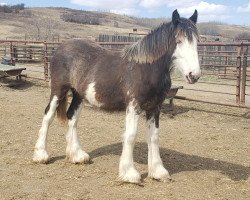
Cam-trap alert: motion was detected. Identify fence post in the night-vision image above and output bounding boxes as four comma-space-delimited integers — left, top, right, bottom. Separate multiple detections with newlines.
43, 41, 49, 81
240, 45, 248, 105
218, 45, 221, 74
201, 46, 204, 66
10, 42, 15, 66
224, 55, 228, 77
236, 45, 243, 104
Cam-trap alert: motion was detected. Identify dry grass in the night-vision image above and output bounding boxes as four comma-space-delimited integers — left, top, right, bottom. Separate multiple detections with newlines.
1, 7, 250, 42
0, 8, 150, 41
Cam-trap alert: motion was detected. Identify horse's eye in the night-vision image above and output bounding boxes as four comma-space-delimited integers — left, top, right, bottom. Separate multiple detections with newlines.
177, 40, 182, 44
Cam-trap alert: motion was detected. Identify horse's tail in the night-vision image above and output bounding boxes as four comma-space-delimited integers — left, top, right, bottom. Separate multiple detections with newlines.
57, 95, 68, 124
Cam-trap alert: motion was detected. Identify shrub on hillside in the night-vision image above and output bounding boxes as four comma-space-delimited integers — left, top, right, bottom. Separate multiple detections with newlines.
130, 16, 169, 28
61, 13, 100, 25
0, 3, 25, 13
235, 32, 250, 40
198, 23, 221, 36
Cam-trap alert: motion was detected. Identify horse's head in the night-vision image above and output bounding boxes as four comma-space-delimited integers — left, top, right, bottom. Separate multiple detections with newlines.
171, 9, 201, 84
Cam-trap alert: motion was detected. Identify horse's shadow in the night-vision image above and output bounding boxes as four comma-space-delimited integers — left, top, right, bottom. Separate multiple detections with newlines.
86, 142, 249, 181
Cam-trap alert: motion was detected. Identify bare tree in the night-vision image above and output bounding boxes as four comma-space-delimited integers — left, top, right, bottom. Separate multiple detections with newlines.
25, 16, 59, 41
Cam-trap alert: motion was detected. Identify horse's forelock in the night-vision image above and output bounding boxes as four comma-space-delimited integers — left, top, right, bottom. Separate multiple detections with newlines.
176, 18, 199, 42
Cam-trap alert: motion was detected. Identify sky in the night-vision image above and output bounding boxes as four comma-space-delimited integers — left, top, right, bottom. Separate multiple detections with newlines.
1, 0, 250, 25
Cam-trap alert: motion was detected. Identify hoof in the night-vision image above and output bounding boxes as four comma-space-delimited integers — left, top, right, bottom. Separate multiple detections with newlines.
149, 165, 172, 182
119, 167, 141, 183
68, 149, 90, 164
33, 149, 49, 163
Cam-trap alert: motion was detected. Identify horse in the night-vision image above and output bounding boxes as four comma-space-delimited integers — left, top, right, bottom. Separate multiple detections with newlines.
33, 9, 201, 183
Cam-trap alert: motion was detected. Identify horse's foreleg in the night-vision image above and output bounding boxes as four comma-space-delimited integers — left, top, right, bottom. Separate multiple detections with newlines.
146, 111, 171, 182
33, 95, 58, 163
66, 95, 89, 164
119, 102, 140, 183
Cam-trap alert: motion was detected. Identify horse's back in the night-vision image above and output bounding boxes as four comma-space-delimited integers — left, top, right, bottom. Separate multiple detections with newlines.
50, 39, 104, 72
49, 39, 106, 91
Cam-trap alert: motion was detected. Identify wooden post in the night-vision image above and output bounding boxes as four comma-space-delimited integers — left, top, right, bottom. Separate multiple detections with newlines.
218, 45, 221, 75
43, 41, 49, 81
224, 55, 228, 77
240, 45, 248, 105
10, 42, 15, 66
200, 46, 204, 66
236, 45, 242, 104
212, 46, 215, 75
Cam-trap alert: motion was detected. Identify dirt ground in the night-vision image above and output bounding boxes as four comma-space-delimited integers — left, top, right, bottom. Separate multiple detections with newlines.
0, 78, 249, 200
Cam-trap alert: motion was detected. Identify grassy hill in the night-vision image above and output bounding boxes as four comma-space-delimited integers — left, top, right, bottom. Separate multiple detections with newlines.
0, 7, 250, 42
0, 7, 150, 41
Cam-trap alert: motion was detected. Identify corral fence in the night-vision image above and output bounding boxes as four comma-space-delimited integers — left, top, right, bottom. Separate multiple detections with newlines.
194, 42, 249, 107
0, 40, 61, 81
0, 38, 249, 108
97, 34, 141, 49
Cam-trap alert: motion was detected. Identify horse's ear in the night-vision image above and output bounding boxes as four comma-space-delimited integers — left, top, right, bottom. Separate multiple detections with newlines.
172, 9, 180, 26
189, 9, 198, 24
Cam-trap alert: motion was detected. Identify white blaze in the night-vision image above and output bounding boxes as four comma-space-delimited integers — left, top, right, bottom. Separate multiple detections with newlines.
172, 35, 201, 81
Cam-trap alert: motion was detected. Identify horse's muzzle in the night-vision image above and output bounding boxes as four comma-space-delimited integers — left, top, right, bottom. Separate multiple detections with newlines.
186, 72, 200, 84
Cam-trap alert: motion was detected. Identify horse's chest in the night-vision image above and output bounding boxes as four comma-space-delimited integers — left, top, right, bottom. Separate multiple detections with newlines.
136, 81, 170, 110
140, 90, 166, 110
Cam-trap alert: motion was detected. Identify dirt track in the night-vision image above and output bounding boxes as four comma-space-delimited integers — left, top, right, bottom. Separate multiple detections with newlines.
0, 78, 250, 200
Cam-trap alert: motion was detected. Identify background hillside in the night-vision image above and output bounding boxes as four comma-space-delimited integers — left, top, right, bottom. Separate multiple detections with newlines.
0, 7, 250, 42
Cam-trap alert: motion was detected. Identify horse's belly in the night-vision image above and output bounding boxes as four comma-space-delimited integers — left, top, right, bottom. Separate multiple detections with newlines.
85, 82, 103, 107
85, 82, 125, 111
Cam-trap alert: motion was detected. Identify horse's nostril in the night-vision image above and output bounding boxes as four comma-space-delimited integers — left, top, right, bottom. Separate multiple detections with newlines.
192, 75, 200, 83
189, 72, 194, 80
187, 72, 200, 84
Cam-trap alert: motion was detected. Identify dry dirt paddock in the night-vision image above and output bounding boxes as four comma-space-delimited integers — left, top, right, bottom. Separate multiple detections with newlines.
0, 78, 249, 200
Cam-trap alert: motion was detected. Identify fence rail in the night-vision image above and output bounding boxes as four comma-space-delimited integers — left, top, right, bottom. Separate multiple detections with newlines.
0, 39, 249, 108
0, 40, 61, 81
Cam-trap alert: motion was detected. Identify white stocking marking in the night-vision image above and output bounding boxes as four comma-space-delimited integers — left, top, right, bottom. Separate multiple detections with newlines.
66, 103, 89, 163
147, 117, 171, 181
119, 101, 141, 183
33, 95, 58, 163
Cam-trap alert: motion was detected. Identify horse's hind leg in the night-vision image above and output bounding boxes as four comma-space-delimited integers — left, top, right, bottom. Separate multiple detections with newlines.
146, 110, 171, 182
66, 91, 90, 163
33, 95, 59, 163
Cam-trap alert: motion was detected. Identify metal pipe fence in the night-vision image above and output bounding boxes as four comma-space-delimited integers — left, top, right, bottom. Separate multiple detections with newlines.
0, 40, 61, 81
0, 39, 249, 108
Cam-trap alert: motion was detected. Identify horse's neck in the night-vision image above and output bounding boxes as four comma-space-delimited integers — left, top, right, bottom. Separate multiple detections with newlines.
139, 54, 171, 88
152, 54, 171, 76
